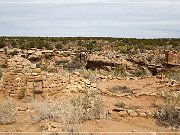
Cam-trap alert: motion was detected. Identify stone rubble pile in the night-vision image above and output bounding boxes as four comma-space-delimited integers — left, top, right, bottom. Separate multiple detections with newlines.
109, 108, 154, 118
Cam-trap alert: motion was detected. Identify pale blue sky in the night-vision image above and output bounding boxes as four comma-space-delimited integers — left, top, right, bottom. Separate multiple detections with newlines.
0, 0, 180, 38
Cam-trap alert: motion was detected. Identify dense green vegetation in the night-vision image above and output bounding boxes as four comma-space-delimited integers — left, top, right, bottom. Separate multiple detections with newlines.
0, 37, 179, 52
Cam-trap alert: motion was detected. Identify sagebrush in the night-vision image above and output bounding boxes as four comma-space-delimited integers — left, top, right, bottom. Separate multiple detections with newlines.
0, 100, 17, 125
155, 91, 180, 127
28, 87, 104, 132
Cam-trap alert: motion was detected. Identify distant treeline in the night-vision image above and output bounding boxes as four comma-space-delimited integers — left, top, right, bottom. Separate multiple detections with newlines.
0, 37, 180, 53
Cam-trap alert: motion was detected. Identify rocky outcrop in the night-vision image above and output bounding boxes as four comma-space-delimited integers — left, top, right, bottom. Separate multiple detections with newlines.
81, 51, 134, 72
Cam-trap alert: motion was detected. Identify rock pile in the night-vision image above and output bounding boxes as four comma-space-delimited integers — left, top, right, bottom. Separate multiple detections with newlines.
109, 108, 154, 118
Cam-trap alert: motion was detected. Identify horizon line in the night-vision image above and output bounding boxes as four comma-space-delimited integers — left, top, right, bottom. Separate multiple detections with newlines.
1, 1, 180, 4
0, 35, 179, 39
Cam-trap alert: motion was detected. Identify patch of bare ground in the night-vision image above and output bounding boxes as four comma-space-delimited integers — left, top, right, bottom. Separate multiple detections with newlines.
0, 77, 179, 134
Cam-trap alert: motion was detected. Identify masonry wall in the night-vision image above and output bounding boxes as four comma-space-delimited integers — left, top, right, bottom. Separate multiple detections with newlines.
0, 55, 97, 100
167, 51, 180, 65
1, 56, 69, 99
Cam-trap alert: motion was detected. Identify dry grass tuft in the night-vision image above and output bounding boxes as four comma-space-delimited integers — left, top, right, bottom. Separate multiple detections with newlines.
155, 91, 180, 127
108, 85, 132, 94
28, 87, 104, 133
0, 100, 17, 125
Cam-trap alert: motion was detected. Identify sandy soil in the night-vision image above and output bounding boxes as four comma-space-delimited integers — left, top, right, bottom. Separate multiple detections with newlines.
0, 77, 179, 135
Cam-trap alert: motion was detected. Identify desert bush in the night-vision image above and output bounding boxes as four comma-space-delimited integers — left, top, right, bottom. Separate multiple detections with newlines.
29, 87, 104, 127
70, 88, 105, 121
29, 100, 82, 134
84, 41, 98, 53
114, 101, 126, 108
9, 50, 18, 56
113, 66, 126, 77
66, 60, 84, 70
155, 91, 180, 127
164, 68, 180, 82
28, 100, 83, 133
132, 69, 145, 77
0, 40, 5, 48
55, 44, 63, 50
28, 100, 70, 123
81, 87, 104, 120
55, 60, 69, 66
0, 100, 17, 125
11, 40, 17, 48
108, 86, 132, 94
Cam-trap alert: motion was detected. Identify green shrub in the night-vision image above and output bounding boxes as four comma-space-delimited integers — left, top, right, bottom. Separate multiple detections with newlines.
114, 66, 126, 77
55, 60, 69, 66
164, 68, 180, 81
155, 91, 180, 127
55, 44, 63, 50
132, 69, 145, 77
11, 41, 17, 48
9, 50, 18, 56
0, 40, 5, 48
85, 40, 98, 53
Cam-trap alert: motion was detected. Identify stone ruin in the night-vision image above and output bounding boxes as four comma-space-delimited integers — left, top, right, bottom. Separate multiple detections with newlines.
166, 51, 180, 66
0, 55, 97, 100
0, 49, 7, 66
0, 55, 68, 99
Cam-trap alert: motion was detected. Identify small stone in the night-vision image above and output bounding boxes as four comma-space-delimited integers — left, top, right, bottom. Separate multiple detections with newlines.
118, 110, 128, 117
30, 64, 36, 69
91, 83, 97, 88
138, 112, 147, 117
62, 89, 67, 93
83, 79, 91, 85
32, 68, 41, 73
149, 92, 156, 96
17, 107, 27, 111
70, 89, 78, 93
127, 110, 138, 117
126, 95, 132, 99
145, 110, 153, 116
32, 73, 38, 76
73, 72, 80, 76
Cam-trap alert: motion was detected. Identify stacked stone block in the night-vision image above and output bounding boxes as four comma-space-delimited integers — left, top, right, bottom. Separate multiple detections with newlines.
167, 51, 180, 65
1, 56, 69, 99
0, 49, 7, 66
